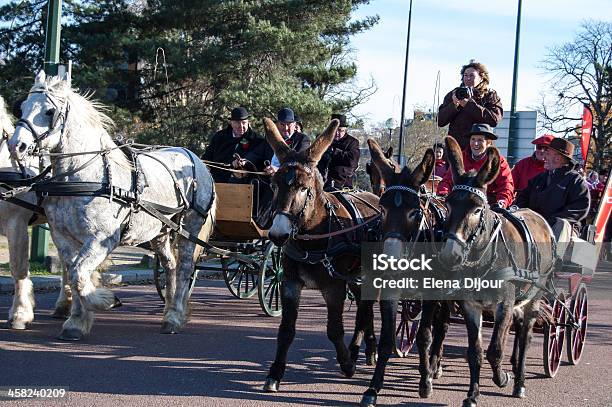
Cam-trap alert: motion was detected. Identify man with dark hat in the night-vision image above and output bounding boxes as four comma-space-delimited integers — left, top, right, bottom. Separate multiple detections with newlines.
438, 123, 514, 208
317, 113, 360, 189
202, 106, 266, 183
511, 134, 553, 194
264, 107, 311, 174
514, 137, 590, 242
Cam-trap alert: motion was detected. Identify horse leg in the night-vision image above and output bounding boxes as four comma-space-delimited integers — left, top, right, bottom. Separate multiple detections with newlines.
150, 234, 177, 310
462, 302, 483, 407
510, 312, 522, 377
348, 287, 377, 366
363, 300, 377, 366
417, 301, 436, 398
360, 298, 398, 407
52, 262, 72, 319
59, 236, 120, 341
512, 301, 538, 398
264, 277, 304, 392
348, 286, 365, 364
430, 301, 451, 380
486, 301, 514, 388
5, 217, 34, 329
323, 282, 354, 378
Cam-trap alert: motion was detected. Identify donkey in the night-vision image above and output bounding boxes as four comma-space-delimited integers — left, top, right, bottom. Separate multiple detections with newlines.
262, 117, 380, 392
365, 145, 393, 196
9, 71, 216, 340
438, 136, 556, 406
0, 95, 75, 328
360, 138, 451, 407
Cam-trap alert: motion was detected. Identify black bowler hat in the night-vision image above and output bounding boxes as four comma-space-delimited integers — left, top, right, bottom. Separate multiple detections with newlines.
548, 137, 575, 161
229, 106, 250, 121
331, 113, 348, 127
277, 107, 295, 123
468, 123, 497, 140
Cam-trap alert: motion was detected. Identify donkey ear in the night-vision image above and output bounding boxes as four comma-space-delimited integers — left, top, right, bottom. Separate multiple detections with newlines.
368, 138, 395, 180
411, 148, 436, 186
304, 119, 338, 164
35, 70, 46, 86
444, 136, 465, 183
263, 117, 291, 163
475, 146, 501, 187
385, 146, 394, 159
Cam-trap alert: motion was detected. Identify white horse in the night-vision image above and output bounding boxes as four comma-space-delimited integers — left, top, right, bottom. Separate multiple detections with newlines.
9, 71, 216, 340
0, 95, 74, 329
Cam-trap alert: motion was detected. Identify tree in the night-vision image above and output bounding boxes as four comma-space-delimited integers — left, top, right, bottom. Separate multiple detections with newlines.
538, 21, 612, 171
0, 0, 378, 154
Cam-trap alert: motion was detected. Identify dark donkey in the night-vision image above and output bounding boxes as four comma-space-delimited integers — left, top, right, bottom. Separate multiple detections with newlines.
361, 139, 450, 407
262, 118, 380, 392
438, 136, 556, 406
365, 145, 393, 197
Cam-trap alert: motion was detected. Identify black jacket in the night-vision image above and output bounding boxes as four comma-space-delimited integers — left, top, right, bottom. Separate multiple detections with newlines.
514, 164, 590, 231
202, 126, 265, 183
317, 134, 360, 188
250, 131, 312, 166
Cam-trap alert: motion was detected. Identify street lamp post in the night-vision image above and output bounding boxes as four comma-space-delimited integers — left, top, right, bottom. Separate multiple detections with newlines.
385, 118, 397, 150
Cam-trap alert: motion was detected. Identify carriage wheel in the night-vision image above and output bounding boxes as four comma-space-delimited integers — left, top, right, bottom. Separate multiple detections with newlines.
258, 242, 283, 317
222, 257, 258, 299
153, 256, 199, 303
543, 291, 567, 378
393, 300, 421, 358
566, 283, 588, 365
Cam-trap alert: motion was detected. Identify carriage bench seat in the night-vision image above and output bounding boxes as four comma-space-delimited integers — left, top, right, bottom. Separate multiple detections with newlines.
213, 183, 267, 240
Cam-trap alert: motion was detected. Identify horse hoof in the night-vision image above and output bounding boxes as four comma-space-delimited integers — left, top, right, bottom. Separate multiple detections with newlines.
349, 346, 360, 363
494, 371, 512, 388
160, 321, 179, 334
433, 364, 443, 379
51, 308, 70, 319
419, 378, 433, 398
360, 389, 377, 407
512, 385, 526, 398
57, 328, 83, 341
340, 362, 356, 378
110, 296, 122, 309
462, 398, 477, 407
366, 352, 378, 366
263, 378, 279, 393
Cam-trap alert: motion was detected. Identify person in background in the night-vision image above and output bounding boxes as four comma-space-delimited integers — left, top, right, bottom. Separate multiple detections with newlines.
511, 134, 553, 194
317, 113, 360, 189
433, 142, 448, 179
437, 123, 514, 209
438, 60, 503, 150
294, 114, 304, 134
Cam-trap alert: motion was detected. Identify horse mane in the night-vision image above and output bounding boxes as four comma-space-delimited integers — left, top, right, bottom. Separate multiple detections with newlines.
30, 76, 132, 171
0, 95, 15, 136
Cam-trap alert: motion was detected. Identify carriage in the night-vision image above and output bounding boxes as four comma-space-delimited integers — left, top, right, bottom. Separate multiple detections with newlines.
152, 180, 283, 317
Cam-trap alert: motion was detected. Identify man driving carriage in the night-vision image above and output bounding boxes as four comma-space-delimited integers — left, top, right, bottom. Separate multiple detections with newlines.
317, 113, 360, 189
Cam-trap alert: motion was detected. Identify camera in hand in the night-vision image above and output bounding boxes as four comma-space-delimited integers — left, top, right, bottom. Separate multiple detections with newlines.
455, 86, 473, 100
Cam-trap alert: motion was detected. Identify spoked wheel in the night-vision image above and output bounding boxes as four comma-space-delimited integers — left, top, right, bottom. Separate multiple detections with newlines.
543, 291, 567, 378
258, 242, 283, 317
566, 283, 588, 365
394, 300, 422, 358
153, 256, 199, 303
222, 257, 259, 299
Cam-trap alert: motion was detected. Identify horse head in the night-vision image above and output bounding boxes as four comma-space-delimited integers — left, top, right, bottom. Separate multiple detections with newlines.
368, 138, 435, 258
439, 135, 501, 270
366, 144, 394, 196
264, 117, 339, 246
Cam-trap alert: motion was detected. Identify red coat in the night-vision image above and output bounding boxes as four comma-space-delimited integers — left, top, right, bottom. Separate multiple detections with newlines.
437, 149, 514, 207
511, 154, 545, 194
434, 159, 448, 178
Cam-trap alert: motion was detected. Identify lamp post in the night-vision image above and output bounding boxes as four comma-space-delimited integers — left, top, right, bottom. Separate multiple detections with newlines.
385, 118, 397, 149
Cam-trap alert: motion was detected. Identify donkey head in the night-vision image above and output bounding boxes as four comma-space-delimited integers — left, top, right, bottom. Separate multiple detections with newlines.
265, 117, 339, 245
439, 136, 501, 269
366, 144, 394, 196
368, 138, 435, 257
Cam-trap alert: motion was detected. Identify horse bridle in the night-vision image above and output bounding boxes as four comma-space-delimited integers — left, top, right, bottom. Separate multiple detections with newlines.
14, 90, 68, 153
272, 161, 316, 238
379, 185, 428, 243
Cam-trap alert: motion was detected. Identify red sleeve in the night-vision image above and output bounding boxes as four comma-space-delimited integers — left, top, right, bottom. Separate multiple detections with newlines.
491, 158, 514, 206
510, 159, 525, 191
437, 166, 453, 195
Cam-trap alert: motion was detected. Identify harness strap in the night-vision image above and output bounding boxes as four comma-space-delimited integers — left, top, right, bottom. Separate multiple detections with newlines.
140, 152, 190, 209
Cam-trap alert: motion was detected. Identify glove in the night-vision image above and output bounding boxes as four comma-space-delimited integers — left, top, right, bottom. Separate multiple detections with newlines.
490, 200, 506, 210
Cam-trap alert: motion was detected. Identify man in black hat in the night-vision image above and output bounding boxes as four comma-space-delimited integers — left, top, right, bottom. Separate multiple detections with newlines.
202, 106, 266, 183
514, 137, 590, 243
262, 107, 311, 174
317, 113, 360, 189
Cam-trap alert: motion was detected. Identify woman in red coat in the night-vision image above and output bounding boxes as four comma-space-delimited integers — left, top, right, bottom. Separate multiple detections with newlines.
437, 123, 514, 208
511, 134, 553, 194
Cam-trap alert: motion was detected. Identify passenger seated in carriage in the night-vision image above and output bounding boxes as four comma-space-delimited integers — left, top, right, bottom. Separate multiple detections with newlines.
317, 113, 360, 190
511, 134, 553, 195
437, 123, 514, 209
514, 137, 590, 252
202, 107, 267, 183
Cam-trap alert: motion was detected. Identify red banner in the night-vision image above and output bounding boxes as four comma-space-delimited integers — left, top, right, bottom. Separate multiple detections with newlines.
581, 105, 593, 162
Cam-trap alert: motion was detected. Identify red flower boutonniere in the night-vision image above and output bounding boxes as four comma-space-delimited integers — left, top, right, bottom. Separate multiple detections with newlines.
240, 139, 250, 150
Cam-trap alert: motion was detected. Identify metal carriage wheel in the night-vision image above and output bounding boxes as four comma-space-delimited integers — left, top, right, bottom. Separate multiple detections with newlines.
258, 241, 283, 317
221, 248, 260, 299
543, 291, 567, 378
153, 256, 199, 303
566, 283, 588, 365
393, 299, 422, 358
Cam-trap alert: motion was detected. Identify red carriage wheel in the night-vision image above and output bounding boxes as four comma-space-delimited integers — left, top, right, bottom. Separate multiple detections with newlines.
566, 283, 588, 365
393, 300, 421, 358
543, 291, 567, 378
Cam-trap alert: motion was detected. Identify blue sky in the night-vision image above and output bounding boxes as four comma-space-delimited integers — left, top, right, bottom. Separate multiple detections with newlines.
350, 0, 612, 126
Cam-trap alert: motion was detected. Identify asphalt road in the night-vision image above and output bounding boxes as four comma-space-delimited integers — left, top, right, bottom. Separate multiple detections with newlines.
1, 267, 612, 407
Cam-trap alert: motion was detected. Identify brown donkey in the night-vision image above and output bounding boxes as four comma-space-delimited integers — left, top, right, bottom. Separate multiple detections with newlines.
262, 118, 380, 393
